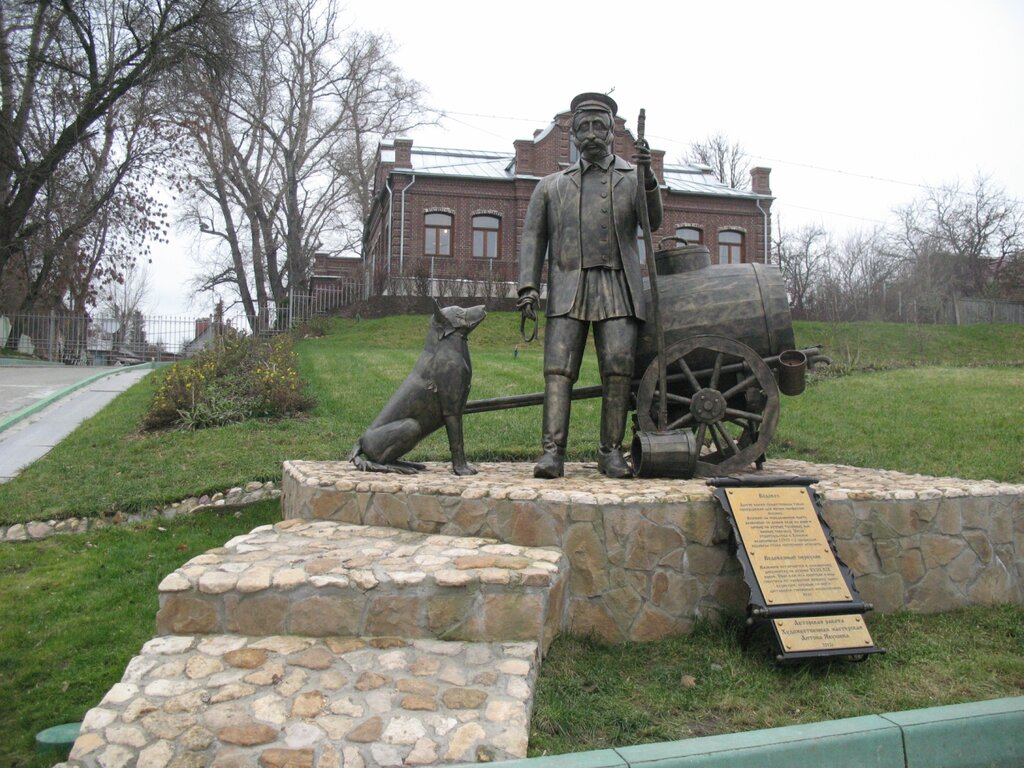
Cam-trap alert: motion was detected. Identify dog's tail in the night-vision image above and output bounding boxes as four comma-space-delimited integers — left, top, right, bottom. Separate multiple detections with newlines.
346, 439, 362, 463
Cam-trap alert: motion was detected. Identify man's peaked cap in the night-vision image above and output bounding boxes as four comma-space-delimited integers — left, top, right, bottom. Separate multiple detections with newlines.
570, 92, 618, 117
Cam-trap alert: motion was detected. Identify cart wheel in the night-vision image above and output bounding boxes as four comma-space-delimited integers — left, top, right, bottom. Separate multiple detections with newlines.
635, 335, 780, 475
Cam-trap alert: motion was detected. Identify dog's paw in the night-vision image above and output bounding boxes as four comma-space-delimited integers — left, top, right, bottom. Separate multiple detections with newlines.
453, 463, 478, 476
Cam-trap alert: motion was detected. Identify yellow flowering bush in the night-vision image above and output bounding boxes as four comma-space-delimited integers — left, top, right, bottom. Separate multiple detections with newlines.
144, 335, 313, 430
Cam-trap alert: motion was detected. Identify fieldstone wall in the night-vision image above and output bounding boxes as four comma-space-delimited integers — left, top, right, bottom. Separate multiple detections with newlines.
282, 459, 1024, 644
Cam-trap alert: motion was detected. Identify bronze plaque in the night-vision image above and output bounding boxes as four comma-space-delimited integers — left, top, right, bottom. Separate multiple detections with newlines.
773, 614, 875, 653
725, 486, 851, 605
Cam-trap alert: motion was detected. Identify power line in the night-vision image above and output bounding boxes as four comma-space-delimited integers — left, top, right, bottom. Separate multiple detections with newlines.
776, 203, 891, 226
442, 113, 514, 142
749, 155, 942, 193
446, 110, 551, 125
443, 110, 1024, 205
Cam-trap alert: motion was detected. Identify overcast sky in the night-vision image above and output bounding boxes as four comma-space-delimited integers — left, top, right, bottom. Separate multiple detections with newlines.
149, 0, 1024, 315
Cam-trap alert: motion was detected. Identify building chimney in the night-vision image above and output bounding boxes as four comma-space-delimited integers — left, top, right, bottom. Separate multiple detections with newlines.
394, 138, 413, 169
514, 139, 534, 176
751, 167, 772, 195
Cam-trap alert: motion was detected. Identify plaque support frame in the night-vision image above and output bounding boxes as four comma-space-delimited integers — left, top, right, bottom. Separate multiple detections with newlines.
709, 474, 885, 663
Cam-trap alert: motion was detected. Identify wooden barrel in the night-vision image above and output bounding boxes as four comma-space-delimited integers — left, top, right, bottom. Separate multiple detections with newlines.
636, 248, 794, 374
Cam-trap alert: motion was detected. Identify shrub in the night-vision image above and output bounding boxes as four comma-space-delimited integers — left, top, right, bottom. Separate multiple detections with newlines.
144, 335, 313, 430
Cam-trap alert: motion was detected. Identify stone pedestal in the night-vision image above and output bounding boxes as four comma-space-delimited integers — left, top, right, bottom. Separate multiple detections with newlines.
283, 459, 1024, 643
64, 458, 1024, 767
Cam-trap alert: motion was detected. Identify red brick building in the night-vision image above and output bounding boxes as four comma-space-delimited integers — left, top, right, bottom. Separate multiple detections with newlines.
318, 109, 773, 300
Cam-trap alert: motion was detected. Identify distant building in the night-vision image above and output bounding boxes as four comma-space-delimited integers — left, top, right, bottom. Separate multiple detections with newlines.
314, 107, 773, 301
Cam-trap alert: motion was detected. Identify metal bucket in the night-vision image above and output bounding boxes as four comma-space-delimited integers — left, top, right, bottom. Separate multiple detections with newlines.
631, 429, 698, 479
777, 349, 807, 396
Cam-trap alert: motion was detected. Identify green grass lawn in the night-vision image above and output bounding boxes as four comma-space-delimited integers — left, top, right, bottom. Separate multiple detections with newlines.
0, 502, 280, 768
531, 605, 1024, 754
793, 320, 1024, 370
776, 366, 1024, 483
0, 315, 1022, 765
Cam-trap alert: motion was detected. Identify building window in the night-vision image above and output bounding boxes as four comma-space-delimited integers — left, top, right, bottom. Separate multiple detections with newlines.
719, 230, 743, 264
472, 215, 500, 259
675, 227, 703, 244
425, 212, 452, 256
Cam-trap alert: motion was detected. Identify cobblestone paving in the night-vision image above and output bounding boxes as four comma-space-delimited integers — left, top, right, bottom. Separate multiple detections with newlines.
63, 635, 539, 768
285, 458, 1024, 503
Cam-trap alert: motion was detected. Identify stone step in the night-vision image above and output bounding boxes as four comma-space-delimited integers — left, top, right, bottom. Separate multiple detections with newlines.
156, 520, 568, 652
65, 634, 538, 767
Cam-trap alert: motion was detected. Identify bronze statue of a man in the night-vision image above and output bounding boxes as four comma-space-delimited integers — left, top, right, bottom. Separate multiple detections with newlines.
517, 92, 662, 479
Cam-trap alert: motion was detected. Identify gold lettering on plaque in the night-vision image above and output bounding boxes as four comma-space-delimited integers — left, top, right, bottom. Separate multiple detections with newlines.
726, 487, 851, 605
773, 614, 874, 653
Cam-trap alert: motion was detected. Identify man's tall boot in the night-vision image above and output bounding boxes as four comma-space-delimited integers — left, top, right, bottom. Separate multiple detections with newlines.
534, 374, 572, 479
598, 374, 633, 479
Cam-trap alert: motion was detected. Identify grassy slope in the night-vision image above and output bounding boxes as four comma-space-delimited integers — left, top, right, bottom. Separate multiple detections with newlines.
4, 315, 1022, 524
793, 320, 1024, 369
775, 366, 1024, 482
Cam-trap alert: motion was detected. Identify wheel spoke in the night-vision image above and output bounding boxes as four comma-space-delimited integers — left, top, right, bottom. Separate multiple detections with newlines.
709, 352, 724, 389
708, 422, 724, 453
712, 421, 740, 456
695, 423, 707, 453
721, 373, 758, 400
667, 413, 695, 430
675, 357, 702, 392
664, 393, 691, 406
724, 407, 764, 423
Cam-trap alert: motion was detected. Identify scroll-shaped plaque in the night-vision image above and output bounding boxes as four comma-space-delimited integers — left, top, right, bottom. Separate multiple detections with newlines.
725, 486, 851, 606
711, 477, 884, 663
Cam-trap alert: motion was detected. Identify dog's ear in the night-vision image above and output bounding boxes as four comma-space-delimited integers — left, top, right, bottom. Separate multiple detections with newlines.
432, 299, 446, 325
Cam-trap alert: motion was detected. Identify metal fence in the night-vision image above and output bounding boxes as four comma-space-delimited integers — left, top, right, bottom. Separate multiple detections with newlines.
0, 280, 369, 366
1, 312, 229, 364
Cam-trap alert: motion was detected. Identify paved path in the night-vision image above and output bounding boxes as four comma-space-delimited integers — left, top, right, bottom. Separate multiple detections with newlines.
0, 364, 106, 419
0, 365, 154, 483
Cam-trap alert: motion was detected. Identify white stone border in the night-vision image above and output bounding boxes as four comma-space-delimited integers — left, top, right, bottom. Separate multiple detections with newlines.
0, 482, 281, 544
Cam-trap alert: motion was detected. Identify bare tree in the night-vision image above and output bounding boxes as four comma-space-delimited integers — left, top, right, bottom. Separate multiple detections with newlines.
773, 223, 832, 317
893, 175, 1024, 303
822, 228, 906, 321
0, 0, 234, 315
100, 258, 150, 317
74, 250, 150, 357
687, 133, 751, 190
180, 0, 436, 331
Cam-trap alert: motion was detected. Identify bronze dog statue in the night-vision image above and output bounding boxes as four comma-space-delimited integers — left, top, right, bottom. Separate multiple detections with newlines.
348, 301, 486, 475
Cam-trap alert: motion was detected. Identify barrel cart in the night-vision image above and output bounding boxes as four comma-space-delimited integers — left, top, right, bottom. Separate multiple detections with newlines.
466, 240, 829, 480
